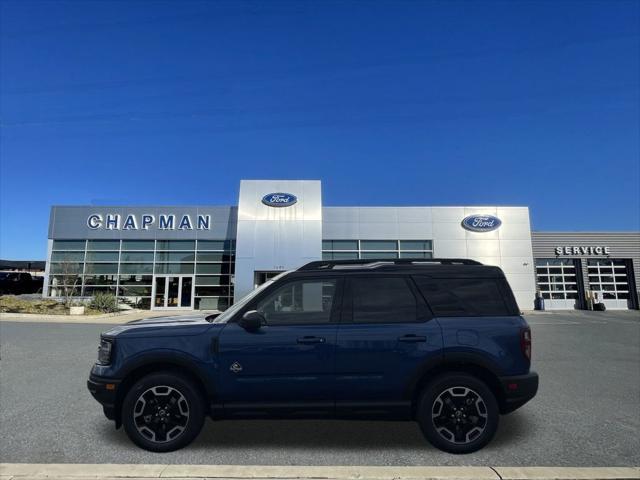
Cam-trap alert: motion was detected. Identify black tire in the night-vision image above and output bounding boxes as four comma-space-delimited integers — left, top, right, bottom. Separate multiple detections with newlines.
417, 373, 499, 454
121, 372, 205, 452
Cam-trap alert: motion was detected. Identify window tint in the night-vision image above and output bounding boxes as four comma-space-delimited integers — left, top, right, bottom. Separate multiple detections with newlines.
256, 279, 337, 325
414, 277, 512, 316
351, 277, 417, 323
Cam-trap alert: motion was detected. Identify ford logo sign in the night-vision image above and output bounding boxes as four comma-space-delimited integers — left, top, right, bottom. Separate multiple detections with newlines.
461, 214, 502, 232
261, 193, 298, 207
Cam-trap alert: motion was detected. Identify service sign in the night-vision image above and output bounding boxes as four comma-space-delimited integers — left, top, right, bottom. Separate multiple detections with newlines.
461, 214, 502, 232
261, 193, 297, 207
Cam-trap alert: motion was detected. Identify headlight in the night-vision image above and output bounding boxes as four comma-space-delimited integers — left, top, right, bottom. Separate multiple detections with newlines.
97, 338, 113, 365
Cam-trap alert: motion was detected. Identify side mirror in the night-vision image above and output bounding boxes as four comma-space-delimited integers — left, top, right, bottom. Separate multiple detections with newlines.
239, 310, 265, 331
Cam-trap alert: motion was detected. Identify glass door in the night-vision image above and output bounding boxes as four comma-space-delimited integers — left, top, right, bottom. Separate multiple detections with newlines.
153, 275, 194, 309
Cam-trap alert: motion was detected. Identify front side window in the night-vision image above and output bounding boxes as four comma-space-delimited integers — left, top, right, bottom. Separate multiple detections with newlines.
255, 279, 337, 325
351, 277, 417, 323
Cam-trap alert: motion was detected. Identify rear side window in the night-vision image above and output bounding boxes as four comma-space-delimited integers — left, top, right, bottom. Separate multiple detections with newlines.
414, 277, 513, 316
351, 277, 417, 323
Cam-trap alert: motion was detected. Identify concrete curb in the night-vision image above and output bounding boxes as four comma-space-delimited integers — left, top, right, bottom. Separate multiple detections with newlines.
0, 311, 169, 324
1, 464, 638, 480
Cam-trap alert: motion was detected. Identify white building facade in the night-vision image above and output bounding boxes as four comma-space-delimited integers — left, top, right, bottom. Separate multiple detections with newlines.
44, 179, 638, 312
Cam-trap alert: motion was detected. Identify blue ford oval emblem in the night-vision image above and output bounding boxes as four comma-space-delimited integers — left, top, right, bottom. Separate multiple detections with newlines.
261, 192, 298, 207
461, 214, 502, 232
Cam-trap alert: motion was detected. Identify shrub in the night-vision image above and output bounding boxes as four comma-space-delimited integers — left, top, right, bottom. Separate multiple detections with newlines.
89, 293, 119, 313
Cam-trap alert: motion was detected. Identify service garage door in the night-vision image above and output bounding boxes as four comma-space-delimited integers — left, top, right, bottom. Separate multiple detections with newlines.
587, 259, 632, 310
535, 259, 580, 310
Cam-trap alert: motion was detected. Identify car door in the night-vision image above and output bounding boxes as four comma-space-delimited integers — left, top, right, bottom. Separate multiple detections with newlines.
335, 275, 443, 418
217, 276, 342, 416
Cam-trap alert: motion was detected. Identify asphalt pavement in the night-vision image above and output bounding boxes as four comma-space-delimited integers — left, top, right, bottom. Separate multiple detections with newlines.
0, 311, 638, 466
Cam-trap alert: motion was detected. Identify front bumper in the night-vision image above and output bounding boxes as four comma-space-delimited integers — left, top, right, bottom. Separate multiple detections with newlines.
498, 371, 539, 414
87, 373, 121, 421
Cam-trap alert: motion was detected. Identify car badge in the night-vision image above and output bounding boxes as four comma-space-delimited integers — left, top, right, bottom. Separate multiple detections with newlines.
230, 362, 243, 373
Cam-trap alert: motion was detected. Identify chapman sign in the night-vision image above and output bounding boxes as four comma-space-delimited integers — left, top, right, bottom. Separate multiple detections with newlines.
87, 213, 211, 231
555, 246, 611, 256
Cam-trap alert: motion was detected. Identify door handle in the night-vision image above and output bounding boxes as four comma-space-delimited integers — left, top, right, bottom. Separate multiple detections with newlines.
297, 336, 326, 344
398, 334, 427, 343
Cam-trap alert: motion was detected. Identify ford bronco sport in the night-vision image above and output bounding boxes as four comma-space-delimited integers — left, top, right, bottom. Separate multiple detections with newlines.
88, 258, 538, 454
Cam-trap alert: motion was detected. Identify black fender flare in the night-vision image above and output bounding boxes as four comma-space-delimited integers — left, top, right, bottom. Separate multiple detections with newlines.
115, 350, 216, 398
403, 351, 505, 401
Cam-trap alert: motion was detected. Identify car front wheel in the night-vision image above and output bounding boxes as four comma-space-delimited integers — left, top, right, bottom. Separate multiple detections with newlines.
417, 373, 499, 454
121, 372, 205, 452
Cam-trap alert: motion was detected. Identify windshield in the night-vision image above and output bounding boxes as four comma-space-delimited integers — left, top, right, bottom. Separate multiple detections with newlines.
211, 271, 291, 323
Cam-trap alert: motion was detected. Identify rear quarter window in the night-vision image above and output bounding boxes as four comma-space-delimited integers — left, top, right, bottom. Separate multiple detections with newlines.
413, 276, 516, 317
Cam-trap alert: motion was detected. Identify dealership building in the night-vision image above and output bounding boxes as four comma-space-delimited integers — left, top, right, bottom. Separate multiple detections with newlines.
44, 180, 640, 312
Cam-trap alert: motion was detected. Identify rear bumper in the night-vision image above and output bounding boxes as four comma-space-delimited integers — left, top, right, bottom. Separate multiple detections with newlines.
498, 371, 539, 414
87, 373, 121, 421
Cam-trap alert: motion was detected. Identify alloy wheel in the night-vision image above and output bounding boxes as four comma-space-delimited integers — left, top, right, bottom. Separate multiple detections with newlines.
431, 386, 488, 444
133, 385, 190, 443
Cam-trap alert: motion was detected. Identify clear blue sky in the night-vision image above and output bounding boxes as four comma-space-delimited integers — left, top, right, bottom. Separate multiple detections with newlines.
1, 0, 639, 260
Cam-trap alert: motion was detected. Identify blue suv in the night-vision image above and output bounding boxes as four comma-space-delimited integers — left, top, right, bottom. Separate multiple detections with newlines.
88, 259, 538, 454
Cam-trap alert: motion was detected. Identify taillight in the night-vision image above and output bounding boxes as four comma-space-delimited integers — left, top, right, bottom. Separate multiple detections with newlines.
521, 327, 532, 361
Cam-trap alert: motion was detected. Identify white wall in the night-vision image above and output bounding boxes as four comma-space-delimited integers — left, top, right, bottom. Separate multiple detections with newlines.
323, 206, 536, 310
234, 180, 322, 301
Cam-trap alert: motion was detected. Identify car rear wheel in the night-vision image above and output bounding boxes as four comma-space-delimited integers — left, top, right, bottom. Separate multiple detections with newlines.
417, 373, 499, 454
122, 372, 205, 452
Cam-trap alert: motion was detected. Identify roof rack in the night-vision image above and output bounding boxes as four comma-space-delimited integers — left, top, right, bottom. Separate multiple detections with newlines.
298, 258, 482, 271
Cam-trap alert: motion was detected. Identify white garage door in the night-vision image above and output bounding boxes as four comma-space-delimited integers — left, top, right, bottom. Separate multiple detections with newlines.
587, 259, 631, 310
536, 259, 579, 310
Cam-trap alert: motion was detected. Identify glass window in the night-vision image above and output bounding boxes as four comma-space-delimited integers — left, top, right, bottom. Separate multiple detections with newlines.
360, 240, 397, 251
84, 275, 117, 285
119, 263, 154, 274
52, 240, 86, 251
119, 274, 153, 285
323, 252, 359, 260
399, 251, 433, 259
196, 275, 227, 286
197, 240, 234, 251
120, 251, 154, 262
196, 263, 232, 274
49, 275, 82, 288
156, 240, 195, 251
50, 263, 83, 274
195, 286, 230, 297
195, 297, 229, 310
86, 252, 119, 262
351, 277, 416, 323
400, 240, 433, 251
414, 277, 513, 316
324, 240, 359, 251
85, 263, 118, 274
84, 286, 116, 296
118, 285, 153, 296
255, 279, 337, 325
196, 252, 230, 262
155, 263, 195, 274
51, 251, 85, 262
121, 240, 155, 250
155, 252, 195, 262
86, 240, 120, 250
361, 252, 398, 259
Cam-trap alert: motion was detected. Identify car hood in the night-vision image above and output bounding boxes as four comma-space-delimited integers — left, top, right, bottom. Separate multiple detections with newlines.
103, 313, 217, 338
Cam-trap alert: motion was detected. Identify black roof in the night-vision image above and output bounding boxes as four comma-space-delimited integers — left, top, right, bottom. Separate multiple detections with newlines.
296, 258, 505, 277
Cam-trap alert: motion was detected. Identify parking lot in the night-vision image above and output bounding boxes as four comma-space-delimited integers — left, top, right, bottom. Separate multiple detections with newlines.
0, 311, 638, 466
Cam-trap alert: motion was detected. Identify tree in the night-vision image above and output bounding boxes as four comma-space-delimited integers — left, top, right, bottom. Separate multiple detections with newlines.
51, 258, 82, 308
